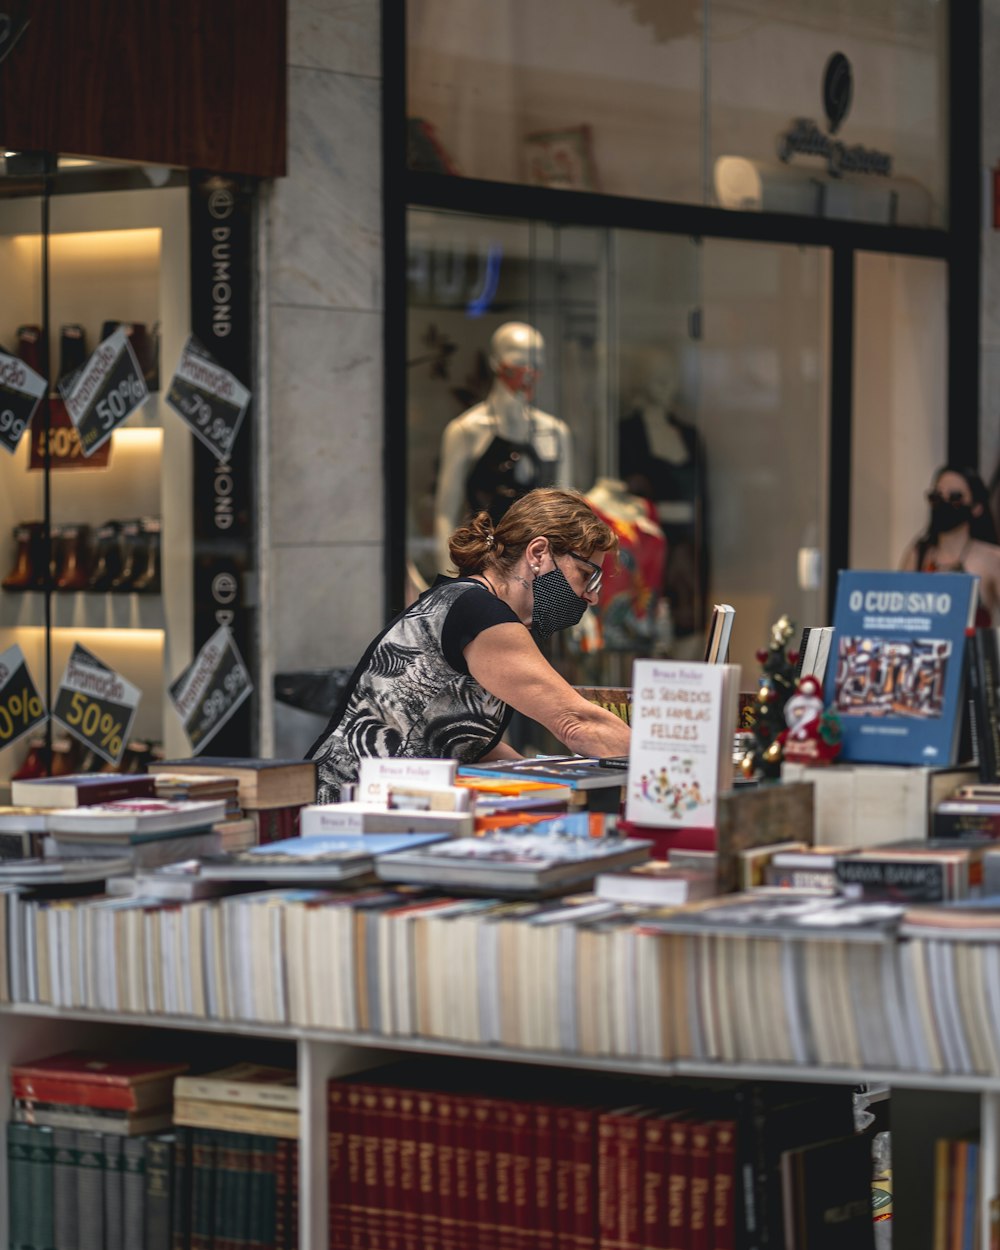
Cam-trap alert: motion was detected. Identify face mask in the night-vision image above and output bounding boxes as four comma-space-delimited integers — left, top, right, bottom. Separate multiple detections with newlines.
531, 566, 589, 640
496, 361, 539, 399
930, 499, 972, 535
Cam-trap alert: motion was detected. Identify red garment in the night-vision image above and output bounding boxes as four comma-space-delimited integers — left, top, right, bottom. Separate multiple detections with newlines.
587, 499, 667, 652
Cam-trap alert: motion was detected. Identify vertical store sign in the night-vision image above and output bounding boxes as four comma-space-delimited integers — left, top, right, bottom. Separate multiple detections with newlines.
189, 173, 255, 754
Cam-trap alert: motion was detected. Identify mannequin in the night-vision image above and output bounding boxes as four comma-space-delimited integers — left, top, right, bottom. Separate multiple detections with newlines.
618, 351, 709, 645
434, 322, 573, 572
581, 478, 669, 653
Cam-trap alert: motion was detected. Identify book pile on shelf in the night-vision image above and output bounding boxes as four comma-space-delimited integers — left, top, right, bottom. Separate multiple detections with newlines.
5, 1052, 300, 1250
149, 756, 317, 845
327, 1059, 876, 1250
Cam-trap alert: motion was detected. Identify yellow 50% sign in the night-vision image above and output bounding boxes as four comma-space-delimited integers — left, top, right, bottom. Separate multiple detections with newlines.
53, 643, 141, 766
0, 644, 47, 748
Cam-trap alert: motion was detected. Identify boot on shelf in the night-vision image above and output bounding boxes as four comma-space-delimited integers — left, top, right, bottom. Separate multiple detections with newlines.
2, 522, 44, 591
130, 518, 161, 594
87, 521, 123, 592
110, 519, 144, 593
15, 325, 43, 375
54, 523, 93, 591
50, 736, 82, 777
58, 324, 87, 384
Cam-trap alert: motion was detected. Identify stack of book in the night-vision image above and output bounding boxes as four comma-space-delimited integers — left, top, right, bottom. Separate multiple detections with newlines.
44, 797, 230, 869
149, 757, 317, 844
150, 769, 254, 851
172, 1062, 299, 1138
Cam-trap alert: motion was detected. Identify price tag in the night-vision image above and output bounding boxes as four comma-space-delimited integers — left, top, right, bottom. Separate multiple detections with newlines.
0, 644, 46, 749
165, 336, 251, 462
60, 326, 149, 457
52, 643, 141, 766
0, 350, 46, 455
169, 625, 252, 753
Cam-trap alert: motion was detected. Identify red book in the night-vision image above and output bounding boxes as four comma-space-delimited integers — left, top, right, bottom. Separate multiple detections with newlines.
710, 1120, 737, 1250
510, 1101, 538, 1250
10, 1052, 188, 1111
599, 1106, 649, 1250
416, 1089, 441, 1250
555, 1105, 597, 1250
688, 1121, 712, 1250
289, 1141, 299, 1250
665, 1119, 692, 1250
328, 1082, 351, 1250
469, 1095, 499, 1250
641, 1114, 678, 1250
275, 1137, 291, 1250
360, 1083, 387, 1250
493, 1098, 519, 1250
345, 1083, 368, 1250
378, 1086, 403, 1250
534, 1105, 557, 1250
249, 804, 303, 845
397, 1087, 423, 1250
452, 1095, 477, 1250
435, 1091, 459, 1250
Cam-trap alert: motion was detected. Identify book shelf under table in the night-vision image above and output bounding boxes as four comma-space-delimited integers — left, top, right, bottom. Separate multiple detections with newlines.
1, 1002, 998, 1249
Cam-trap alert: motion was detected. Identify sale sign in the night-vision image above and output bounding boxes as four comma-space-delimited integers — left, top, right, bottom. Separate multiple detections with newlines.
0, 350, 46, 455
60, 326, 148, 457
165, 336, 251, 462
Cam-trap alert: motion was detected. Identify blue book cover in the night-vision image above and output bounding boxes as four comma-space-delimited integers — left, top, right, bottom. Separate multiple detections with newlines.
825, 570, 978, 765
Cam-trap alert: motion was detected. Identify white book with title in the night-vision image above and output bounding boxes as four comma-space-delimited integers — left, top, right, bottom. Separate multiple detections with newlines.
625, 659, 741, 828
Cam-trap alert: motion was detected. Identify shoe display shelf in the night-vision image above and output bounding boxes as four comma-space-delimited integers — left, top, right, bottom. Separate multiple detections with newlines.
0, 183, 195, 783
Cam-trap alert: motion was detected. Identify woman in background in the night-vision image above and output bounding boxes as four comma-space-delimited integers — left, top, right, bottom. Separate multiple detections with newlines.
900, 465, 1000, 622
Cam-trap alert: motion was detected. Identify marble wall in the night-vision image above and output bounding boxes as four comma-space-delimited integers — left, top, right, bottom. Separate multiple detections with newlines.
261, 0, 383, 754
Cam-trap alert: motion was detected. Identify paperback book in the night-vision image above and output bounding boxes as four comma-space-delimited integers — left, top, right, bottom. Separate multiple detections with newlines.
46, 799, 228, 841
374, 831, 651, 895
825, 570, 979, 765
456, 756, 629, 791
625, 659, 741, 828
197, 832, 451, 882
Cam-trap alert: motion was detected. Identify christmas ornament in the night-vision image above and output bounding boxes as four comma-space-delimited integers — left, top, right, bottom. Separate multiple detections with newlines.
741, 613, 799, 779
780, 674, 843, 765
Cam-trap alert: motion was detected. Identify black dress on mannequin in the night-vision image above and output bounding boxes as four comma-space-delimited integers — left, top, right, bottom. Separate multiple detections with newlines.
618, 409, 709, 639
464, 432, 556, 526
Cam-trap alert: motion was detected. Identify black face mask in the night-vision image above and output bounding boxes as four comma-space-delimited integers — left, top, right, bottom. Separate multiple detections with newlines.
531, 566, 589, 641
930, 499, 973, 536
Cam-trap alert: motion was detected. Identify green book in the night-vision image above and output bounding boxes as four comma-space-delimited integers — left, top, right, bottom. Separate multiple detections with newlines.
51, 1128, 78, 1250
27, 1125, 55, 1250
102, 1134, 124, 1250
121, 1137, 145, 1250
189, 1131, 217, 1250
75, 1130, 105, 1250
145, 1134, 175, 1250
248, 1135, 278, 1249
7, 1123, 33, 1250
170, 1127, 193, 1250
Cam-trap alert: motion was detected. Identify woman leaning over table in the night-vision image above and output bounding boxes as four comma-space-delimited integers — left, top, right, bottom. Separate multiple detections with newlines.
307, 486, 632, 803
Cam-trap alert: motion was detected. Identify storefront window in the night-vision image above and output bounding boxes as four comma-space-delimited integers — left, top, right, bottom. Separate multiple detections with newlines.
406, 208, 830, 683
407, 0, 949, 228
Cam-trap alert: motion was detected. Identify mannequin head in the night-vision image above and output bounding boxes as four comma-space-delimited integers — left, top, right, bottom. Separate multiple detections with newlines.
489, 322, 545, 400
643, 349, 680, 410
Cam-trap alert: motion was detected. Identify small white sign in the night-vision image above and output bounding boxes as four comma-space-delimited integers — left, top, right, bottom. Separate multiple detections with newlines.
356, 757, 458, 805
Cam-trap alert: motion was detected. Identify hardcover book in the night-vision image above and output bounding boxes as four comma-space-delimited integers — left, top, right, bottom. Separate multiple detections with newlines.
11, 1052, 189, 1110
825, 570, 979, 765
625, 659, 741, 828
10, 773, 156, 808
149, 757, 317, 808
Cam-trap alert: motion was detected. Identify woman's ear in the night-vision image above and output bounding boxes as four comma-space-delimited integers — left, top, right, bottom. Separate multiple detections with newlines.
525, 535, 550, 567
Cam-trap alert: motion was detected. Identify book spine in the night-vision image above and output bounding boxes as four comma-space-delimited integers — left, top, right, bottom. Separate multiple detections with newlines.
7, 1123, 33, 1250
534, 1105, 557, 1250
122, 1134, 146, 1250
52, 1126, 79, 1250
172, 1127, 193, 1250
665, 1119, 691, 1250
493, 1098, 518, 1250
435, 1091, 459, 1250
710, 1120, 738, 1250
510, 1101, 538, 1250
233, 1132, 256, 1250
617, 1112, 645, 1250
288, 1142, 299, 1250
76, 1130, 106, 1250
363, 1084, 389, 1250
275, 1137, 292, 1250
146, 1134, 176, 1250
250, 1134, 279, 1250
977, 629, 1000, 783
103, 1133, 124, 1250
452, 1096, 477, 1250
24, 1123, 55, 1250
834, 858, 947, 903
328, 1082, 351, 1250
569, 1107, 598, 1250
689, 1121, 712, 1250
469, 1095, 499, 1250
416, 1090, 442, 1250
345, 1083, 369, 1250
374, 1086, 402, 1250
597, 1112, 620, 1249
397, 1088, 424, 1250
211, 1130, 234, 1250
641, 1116, 671, 1250
189, 1131, 217, 1250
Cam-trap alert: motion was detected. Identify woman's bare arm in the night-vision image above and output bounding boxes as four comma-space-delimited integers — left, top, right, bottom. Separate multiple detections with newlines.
465, 623, 631, 757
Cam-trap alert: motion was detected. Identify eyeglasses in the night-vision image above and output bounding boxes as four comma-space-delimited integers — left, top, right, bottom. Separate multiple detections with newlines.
926, 489, 970, 506
567, 550, 603, 595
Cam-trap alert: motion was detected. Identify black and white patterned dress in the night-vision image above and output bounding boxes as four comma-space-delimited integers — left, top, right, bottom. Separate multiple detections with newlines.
307, 578, 519, 803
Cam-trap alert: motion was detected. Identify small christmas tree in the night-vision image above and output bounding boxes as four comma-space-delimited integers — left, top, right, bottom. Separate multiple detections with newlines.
740, 614, 798, 780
